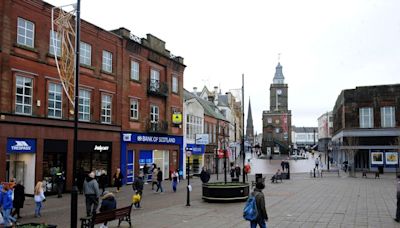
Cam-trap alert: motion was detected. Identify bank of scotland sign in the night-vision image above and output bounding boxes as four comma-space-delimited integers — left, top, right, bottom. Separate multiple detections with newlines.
7, 138, 36, 153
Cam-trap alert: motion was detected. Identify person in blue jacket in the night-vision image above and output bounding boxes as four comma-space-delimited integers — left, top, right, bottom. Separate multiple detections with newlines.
2, 184, 17, 226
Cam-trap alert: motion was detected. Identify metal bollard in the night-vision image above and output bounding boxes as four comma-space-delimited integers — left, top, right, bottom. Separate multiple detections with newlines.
313, 168, 316, 178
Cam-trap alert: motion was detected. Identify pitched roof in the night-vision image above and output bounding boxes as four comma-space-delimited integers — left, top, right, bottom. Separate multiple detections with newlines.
184, 89, 227, 121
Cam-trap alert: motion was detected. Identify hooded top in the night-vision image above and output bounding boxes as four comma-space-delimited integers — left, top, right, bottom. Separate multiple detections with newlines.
100, 192, 116, 212
2, 189, 14, 209
83, 176, 100, 197
252, 188, 268, 223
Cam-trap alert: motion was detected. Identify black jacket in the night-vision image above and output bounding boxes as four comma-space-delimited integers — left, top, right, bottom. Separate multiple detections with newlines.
133, 177, 144, 191
13, 183, 25, 208
99, 193, 117, 212
200, 170, 210, 183
252, 188, 268, 223
157, 170, 163, 182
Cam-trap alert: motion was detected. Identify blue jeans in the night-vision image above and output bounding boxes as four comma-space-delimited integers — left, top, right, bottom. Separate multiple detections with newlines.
156, 181, 164, 192
35, 202, 42, 216
3, 208, 16, 224
250, 220, 267, 228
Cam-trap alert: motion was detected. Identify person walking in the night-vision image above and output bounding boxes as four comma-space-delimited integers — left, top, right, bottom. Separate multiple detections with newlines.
395, 175, 400, 223
235, 165, 241, 179
171, 169, 179, 192
55, 171, 65, 198
230, 163, 235, 180
156, 167, 164, 193
2, 184, 17, 226
99, 191, 116, 228
113, 168, 123, 193
34, 181, 46, 218
99, 169, 108, 195
12, 181, 25, 219
132, 175, 144, 208
315, 158, 320, 169
281, 160, 285, 172
151, 165, 159, 191
83, 171, 101, 217
244, 163, 251, 181
249, 182, 269, 228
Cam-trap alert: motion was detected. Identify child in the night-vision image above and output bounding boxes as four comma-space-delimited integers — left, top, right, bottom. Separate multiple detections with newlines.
2, 184, 16, 226
34, 181, 46, 217
132, 191, 142, 209
132, 175, 144, 208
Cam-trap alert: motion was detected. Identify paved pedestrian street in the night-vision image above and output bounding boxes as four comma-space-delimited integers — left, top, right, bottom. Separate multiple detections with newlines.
15, 170, 399, 228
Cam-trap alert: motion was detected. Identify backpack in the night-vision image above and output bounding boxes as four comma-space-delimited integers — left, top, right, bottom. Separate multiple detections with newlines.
243, 193, 258, 221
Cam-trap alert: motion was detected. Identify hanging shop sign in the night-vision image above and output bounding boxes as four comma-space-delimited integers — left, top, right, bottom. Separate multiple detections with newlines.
7, 138, 36, 153
172, 112, 183, 124
186, 144, 205, 155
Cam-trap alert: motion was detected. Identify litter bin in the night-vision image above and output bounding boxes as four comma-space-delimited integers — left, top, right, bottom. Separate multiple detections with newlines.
378, 165, 384, 174
255, 173, 263, 183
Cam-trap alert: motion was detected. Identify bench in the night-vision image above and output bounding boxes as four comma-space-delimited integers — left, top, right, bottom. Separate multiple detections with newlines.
80, 204, 133, 228
310, 169, 321, 178
321, 169, 340, 177
271, 174, 283, 183
362, 169, 379, 179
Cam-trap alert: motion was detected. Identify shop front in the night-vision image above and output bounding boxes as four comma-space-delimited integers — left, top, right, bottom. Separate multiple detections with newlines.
186, 144, 205, 175
76, 141, 112, 185
42, 139, 67, 194
6, 138, 36, 195
121, 132, 183, 184
369, 149, 399, 172
204, 145, 216, 174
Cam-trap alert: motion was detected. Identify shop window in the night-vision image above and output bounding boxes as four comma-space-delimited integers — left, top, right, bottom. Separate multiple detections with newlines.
15, 76, 33, 115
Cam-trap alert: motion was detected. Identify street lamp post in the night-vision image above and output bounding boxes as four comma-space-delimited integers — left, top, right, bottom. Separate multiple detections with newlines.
241, 74, 246, 183
186, 148, 192, 206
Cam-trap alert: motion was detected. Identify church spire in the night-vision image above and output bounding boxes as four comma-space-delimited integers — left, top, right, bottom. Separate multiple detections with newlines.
273, 62, 285, 84
246, 98, 254, 145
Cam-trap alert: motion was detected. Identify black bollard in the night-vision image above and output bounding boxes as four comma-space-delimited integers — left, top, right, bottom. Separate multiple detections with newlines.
313, 168, 316, 178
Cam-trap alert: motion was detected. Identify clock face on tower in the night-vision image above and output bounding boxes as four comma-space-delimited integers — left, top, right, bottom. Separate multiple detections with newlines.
277, 89, 282, 95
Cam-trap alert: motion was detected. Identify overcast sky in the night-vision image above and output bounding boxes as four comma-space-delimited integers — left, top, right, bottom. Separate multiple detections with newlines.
45, 0, 400, 134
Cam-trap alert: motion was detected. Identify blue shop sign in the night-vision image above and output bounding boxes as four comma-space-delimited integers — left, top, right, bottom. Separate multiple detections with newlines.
122, 132, 183, 145
7, 138, 36, 153
186, 144, 205, 155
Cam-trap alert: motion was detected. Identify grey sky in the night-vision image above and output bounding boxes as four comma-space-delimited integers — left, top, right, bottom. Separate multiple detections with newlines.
45, 0, 400, 134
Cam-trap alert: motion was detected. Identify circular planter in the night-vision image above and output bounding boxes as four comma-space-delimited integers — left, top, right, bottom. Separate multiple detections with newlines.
202, 182, 250, 202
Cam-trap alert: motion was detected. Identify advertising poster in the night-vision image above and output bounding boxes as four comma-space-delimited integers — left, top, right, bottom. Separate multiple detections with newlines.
371, 152, 384, 165
385, 152, 398, 165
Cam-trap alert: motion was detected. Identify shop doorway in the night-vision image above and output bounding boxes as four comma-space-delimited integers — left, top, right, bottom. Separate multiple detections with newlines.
169, 150, 178, 174
43, 140, 67, 194
153, 150, 169, 179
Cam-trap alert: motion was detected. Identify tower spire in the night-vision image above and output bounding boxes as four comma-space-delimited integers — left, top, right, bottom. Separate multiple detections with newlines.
246, 98, 254, 145
273, 62, 285, 84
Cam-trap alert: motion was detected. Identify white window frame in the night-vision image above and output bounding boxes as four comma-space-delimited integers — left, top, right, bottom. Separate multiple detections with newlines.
130, 60, 140, 81
48, 82, 62, 118
15, 76, 33, 115
150, 69, 160, 89
101, 94, 112, 124
130, 99, 139, 120
172, 75, 178, 93
381, 106, 395, 128
49, 30, 61, 57
78, 89, 91, 121
80, 42, 91, 66
150, 105, 159, 123
359, 107, 373, 128
102, 50, 112, 73
17, 17, 34, 48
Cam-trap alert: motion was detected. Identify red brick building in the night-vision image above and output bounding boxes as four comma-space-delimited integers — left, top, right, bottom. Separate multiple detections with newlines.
0, 0, 185, 194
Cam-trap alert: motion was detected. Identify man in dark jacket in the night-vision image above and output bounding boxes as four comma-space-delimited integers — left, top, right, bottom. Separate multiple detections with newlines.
55, 171, 65, 198
99, 191, 116, 228
12, 181, 25, 218
200, 167, 210, 183
83, 171, 101, 216
250, 182, 268, 228
156, 168, 164, 193
133, 175, 144, 195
